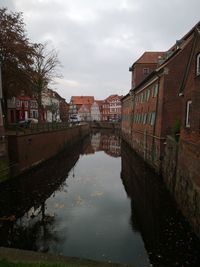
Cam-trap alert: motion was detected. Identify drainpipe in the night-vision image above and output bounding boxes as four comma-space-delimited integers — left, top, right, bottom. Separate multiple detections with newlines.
130, 89, 135, 140
151, 72, 161, 168
0, 61, 5, 135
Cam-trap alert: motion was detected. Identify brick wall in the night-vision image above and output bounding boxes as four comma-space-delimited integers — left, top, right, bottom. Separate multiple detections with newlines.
171, 34, 200, 238
7, 124, 90, 174
162, 136, 200, 239
132, 63, 158, 88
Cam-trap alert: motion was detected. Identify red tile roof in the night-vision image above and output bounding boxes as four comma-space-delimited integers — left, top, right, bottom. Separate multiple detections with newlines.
134, 51, 165, 64
96, 100, 104, 106
18, 96, 31, 100
105, 94, 122, 102
71, 96, 94, 105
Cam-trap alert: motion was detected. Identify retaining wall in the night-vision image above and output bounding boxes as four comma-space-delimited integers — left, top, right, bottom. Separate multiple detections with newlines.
7, 124, 90, 174
162, 136, 200, 238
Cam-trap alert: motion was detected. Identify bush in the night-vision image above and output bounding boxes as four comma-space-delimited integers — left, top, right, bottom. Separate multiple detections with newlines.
172, 119, 181, 142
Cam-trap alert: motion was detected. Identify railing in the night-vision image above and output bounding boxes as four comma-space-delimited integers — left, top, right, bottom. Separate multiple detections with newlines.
6, 122, 76, 135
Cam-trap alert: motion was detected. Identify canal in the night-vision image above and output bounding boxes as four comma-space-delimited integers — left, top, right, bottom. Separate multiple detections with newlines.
0, 131, 200, 267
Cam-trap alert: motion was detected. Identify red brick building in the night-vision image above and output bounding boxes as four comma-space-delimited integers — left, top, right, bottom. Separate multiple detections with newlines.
173, 23, 200, 236
69, 96, 94, 121
104, 94, 122, 122
122, 24, 199, 171
121, 93, 133, 137
69, 95, 122, 122
102, 99, 110, 121
129, 52, 165, 89
7, 95, 38, 123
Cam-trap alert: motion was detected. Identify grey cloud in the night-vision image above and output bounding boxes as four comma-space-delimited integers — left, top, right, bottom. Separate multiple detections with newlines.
2, 0, 200, 101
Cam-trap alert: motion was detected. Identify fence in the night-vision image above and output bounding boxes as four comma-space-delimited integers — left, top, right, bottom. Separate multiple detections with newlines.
6, 122, 83, 136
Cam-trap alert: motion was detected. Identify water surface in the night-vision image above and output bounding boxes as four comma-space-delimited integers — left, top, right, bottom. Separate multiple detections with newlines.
0, 132, 200, 267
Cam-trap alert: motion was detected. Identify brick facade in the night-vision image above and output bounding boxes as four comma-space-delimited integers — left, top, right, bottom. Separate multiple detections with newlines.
129, 52, 164, 89
174, 26, 200, 238
122, 22, 200, 238
122, 25, 197, 171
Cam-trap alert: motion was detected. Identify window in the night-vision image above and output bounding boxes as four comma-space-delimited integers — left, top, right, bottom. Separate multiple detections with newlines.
143, 113, 147, 124
154, 84, 158, 97
151, 112, 156, 126
141, 93, 143, 102
143, 91, 146, 102
196, 53, 200, 76
186, 100, 192, 127
143, 68, 149, 75
16, 99, 21, 107
24, 101, 28, 108
147, 89, 150, 101
152, 84, 158, 97
148, 113, 152, 124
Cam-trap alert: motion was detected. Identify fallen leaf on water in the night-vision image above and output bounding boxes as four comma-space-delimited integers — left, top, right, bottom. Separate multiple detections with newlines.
55, 203, 65, 209
0, 215, 16, 221
75, 195, 84, 205
91, 191, 104, 197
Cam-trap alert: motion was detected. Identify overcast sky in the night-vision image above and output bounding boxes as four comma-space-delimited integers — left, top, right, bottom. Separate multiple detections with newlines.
1, 0, 200, 102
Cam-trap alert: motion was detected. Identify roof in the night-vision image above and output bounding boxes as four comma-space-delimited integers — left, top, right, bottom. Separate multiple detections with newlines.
71, 96, 94, 105
179, 26, 200, 94
105, 94, 122, 102
18, 96, 31, 100
130, 51, 165, 68
129, 22, 200, 94
96, 100, 104, 105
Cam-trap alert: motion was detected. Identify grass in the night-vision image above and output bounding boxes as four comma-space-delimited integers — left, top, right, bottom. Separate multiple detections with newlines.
0, 260, 60, 267
0, 248, 129, 267
0, 260, 90, 267
0, 259, 127, 267
0, 260, 69, 267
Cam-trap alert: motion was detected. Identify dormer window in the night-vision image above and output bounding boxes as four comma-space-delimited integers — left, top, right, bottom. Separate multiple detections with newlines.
143, 68, 149, 76
196, 53, 200, 76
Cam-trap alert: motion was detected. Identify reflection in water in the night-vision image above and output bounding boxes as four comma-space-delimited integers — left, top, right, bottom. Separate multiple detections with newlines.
0, 156, 10, 182
0, 133, 200, 266
0, 132, 149, 266
121, 140, 200, 267
0, 142, 10, 182
0, 137, 89, 250
91, 130, 121, 157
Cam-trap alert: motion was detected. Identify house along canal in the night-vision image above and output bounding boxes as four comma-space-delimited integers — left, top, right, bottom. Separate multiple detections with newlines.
0, 131, 200, 267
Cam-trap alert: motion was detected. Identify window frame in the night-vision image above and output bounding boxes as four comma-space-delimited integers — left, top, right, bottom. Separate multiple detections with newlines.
143, 68, 150, 75
196, 53, 200, 76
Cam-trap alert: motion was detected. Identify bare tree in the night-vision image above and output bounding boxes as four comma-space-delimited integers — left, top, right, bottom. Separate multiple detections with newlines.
30, 43, 61, 121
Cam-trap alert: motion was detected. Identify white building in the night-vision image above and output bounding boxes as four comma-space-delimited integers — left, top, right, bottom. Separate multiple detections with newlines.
91, 101, 101, 121
42, 89, 60, 122
78, 104, 91, 121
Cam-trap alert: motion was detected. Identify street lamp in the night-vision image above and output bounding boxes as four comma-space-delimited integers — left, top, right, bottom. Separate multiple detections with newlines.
0, 60, 2, 100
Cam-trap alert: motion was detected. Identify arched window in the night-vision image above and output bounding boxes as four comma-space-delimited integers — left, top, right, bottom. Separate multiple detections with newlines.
196, 53, 200, 76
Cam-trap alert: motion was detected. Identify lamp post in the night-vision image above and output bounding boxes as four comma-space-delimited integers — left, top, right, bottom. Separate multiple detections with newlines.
0, 60, 2, 100
0, 59, 6, 148
0, 60, 3, 127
